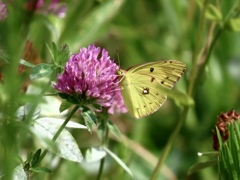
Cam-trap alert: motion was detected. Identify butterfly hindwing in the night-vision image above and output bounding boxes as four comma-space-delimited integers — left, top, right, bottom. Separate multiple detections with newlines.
120, 60, 186, 118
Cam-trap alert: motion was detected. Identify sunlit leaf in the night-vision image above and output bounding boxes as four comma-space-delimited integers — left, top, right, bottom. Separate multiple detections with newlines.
13, 165, 27, 180
36, 117, 87, 129
32, 120, 83, 163
30, 63, 53, 80
19, 59, 35, 68
85, 147, 106, 163
107, 121, 121, 138
15, 104, 41, 120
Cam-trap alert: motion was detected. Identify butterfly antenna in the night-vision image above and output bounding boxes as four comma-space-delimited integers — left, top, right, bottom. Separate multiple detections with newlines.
115, 48, 125, 85
116, 48, 120, 67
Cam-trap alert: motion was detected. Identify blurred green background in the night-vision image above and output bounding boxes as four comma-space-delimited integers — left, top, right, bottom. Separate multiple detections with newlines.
1, 0, 240, 179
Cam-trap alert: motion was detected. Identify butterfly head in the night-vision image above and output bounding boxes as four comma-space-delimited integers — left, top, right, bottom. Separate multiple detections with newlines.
116, 69, 126, 76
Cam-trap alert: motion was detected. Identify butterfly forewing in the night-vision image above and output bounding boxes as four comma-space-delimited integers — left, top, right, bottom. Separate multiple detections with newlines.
120, 60, 186, 119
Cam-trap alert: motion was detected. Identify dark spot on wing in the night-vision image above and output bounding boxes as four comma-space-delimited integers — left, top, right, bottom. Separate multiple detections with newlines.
150, 67, 154, 72
142, 88, 150, 94
170, 60, 173, 63
151, 77, 155, 82
161, 81, 164, 84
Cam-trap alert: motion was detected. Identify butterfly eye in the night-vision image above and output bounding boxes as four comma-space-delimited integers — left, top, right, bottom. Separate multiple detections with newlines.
150, 67, 154, 72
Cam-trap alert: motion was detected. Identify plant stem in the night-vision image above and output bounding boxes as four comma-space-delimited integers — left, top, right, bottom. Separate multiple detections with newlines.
97, 158, 106, 180
187, 1, 208, 96
97, 116, 109, 180
150, 108, 189, 179
150, 0, 209, 179
36, 105, 79, 166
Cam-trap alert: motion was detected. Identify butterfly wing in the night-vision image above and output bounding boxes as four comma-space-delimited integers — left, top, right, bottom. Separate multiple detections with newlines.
120, 60, 186, 118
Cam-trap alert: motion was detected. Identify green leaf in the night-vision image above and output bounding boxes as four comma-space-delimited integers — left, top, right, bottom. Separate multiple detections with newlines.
31, 149, 41, 167
46, 42, 55, 61
187, 160, 218, 176
107, 121, 121, 138
52, 42, 58, 61
89, 103, 102, 112
195, 1, 222, 22
216, 126, 223, 148
229, 124, 239, 172
30, 63, 53, 80
226, 18, 240, 32
58, 93, 79, 104
218, 122, 240, 179
55, 44, 70, 67
103, 147, 133, 177
205, 4, 222, 22
30, 167, 52, 173
47, 42, 70, 69
82, 107, 97, 133
234, 122, 240, 143
26, 151, 33, 162
59, 100, 72, 112
229, 123, 240, 173
225, 145, 234, 178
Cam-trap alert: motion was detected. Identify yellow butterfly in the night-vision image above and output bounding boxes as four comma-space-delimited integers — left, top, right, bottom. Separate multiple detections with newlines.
119, 60, 186, 119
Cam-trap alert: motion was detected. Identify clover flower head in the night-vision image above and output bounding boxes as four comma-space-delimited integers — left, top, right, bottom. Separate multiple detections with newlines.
0, 1, 66, 19
0, 2, 7, 20
212, 109, 240, 150
28, 0, 66, 17
53, 44, 127, 114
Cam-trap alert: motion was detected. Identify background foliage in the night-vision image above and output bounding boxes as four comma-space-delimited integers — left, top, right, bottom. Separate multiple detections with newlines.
1, 0, 240, 179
